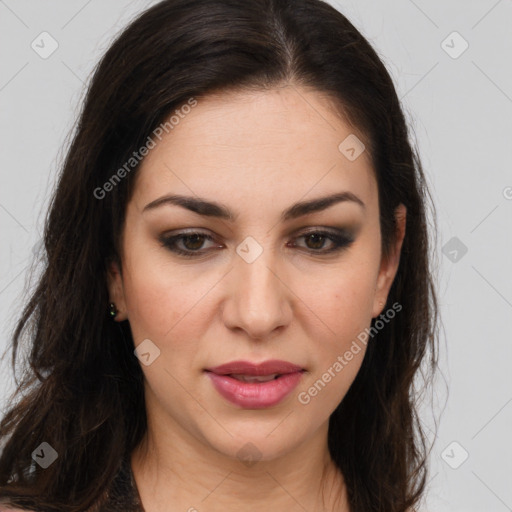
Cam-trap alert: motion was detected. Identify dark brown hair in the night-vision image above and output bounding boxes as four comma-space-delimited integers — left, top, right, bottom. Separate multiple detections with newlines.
0, 0, 439, 510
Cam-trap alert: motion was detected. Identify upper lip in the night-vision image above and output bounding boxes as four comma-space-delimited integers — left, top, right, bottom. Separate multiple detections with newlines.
205, 360, 304, 376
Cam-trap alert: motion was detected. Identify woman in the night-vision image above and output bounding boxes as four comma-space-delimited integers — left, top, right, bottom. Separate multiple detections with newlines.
0, 0, 439, 510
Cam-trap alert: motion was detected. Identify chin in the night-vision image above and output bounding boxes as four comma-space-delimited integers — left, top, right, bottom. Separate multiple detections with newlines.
197, 415, 310, 464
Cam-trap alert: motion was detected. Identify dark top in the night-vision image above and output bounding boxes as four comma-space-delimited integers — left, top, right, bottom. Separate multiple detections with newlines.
94, 455, 144, 512
0, 455, 145, 512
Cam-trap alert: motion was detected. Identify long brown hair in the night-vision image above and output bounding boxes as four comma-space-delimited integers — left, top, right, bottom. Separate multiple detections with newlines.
0, 0, 440, 510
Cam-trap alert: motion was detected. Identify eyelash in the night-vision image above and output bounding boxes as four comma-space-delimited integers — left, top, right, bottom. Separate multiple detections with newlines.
159, 229, 354, 258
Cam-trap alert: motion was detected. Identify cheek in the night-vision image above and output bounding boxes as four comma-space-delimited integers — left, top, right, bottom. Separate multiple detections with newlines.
296, 279, 373, 416
294, 251, 380, 408
302, 258, 379, 341
121, 248, 219, 368
121, 246, 190, 343
304, 273, 374, 377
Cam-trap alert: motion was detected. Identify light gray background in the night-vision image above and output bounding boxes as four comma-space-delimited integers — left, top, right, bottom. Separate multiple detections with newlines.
1, 1, 511, 511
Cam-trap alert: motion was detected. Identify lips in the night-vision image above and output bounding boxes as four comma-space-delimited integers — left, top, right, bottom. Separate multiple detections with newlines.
204, 360, 304, 409
206, 360, 303, 376
230, 373, 279, 383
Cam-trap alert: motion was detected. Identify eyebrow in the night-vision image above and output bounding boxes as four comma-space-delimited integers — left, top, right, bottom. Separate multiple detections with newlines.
142, 191, 365, 222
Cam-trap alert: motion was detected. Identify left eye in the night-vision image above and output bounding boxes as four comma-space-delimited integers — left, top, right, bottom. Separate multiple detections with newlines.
159, 229, 354, 258
290, 230, 353, 252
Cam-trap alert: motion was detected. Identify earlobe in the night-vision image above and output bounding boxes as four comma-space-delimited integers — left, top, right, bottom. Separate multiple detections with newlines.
372, 204, 407, 317
106, 260, 128, 321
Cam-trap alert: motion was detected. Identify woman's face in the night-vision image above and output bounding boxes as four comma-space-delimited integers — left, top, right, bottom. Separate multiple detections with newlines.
108, 85, 405, 463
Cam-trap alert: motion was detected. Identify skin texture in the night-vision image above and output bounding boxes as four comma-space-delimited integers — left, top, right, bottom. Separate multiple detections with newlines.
108, 84, 406, 511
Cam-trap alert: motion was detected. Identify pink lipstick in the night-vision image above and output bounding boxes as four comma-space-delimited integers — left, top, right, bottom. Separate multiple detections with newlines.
205, 360, 304, 409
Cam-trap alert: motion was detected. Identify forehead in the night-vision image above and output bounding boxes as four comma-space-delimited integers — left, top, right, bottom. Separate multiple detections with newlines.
131, 86, 377, 214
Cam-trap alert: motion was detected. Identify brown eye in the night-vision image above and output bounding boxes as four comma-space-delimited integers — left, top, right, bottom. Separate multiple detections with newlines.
159, 231, 219, 257
290, 229, 354, 254
304, 232, 328, 250
181, 233, 208, 251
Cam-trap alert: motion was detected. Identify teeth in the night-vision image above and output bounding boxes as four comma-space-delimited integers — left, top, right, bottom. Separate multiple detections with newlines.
230, 373, 279, 383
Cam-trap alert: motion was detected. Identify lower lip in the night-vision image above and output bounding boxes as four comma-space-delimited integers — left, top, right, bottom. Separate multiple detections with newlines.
206, 371, 303, 409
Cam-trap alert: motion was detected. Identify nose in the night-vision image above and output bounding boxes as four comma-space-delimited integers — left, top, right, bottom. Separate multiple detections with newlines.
222, 245, 292, 341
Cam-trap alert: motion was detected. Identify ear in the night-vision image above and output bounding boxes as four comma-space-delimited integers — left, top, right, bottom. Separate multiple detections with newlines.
372, 204, 406, 318
107, 260, 128, 321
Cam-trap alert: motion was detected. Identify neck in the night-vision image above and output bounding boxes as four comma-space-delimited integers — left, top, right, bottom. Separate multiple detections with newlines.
130, 415, 349, 511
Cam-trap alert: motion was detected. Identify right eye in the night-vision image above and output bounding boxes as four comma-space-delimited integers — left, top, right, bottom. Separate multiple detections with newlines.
159, 231, 221, 257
